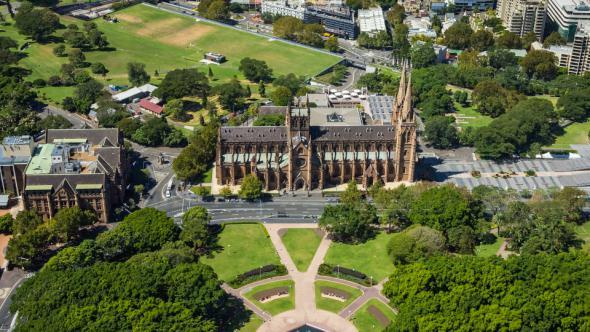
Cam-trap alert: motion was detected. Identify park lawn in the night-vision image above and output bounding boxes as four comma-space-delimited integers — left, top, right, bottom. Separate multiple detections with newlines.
351, 299, 396, 332
239, 315, 264, 332
281, 228, 322, 272
3, 4, 340, 103
201, 223, 280, 281
453, 102, 493, 128
575, 221, 590, 253
315, 280, 362, 313
243, 280, 295, 316
324, 232, 394, 282
475, 237, 505, 257
546, 120, 590, 150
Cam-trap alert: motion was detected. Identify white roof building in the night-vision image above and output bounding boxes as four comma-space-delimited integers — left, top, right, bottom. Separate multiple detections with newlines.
358, 7, 387, 35
112, 84, 158, 103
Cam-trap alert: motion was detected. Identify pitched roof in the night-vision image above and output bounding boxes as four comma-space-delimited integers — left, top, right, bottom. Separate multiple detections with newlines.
46, 129, 122, 146
139, 98, 164, 115
25, 173, 106, 191
220, 126, 288, 143
311, 125, 396, 142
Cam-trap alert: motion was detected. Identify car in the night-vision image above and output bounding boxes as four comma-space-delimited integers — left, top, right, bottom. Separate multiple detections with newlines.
165, 190, 171, 198
217, 197, 225, 202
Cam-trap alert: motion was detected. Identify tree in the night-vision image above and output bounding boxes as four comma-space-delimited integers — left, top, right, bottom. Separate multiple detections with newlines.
556, 88, 590, 122
127, 62, 150, 87
411, 42, 437, 68
50, 207, 96, 242
273, 73, 305, 94
258, 80, 266, 97
387, 225, 445, 264
180, 206, 212, 253
215, 78, 249, 112
383, 254, 590, 331
424, 116, 459, 149
443, 21, 473, 49
238, 174, 262, 200
13, 210, 43, 235
205, 0, 229, 20
208, 66, 214, 78
496, 31, 522, 49
325, 36, 339, 52
386, 4, 405, 26
543, 31, 566, 48
173, 121, 219, 181
409, 184, 479, 234
219, 186, 233, 198
319, 203, 377, 243
487, 49, 518, 70
164, 99, 188, 121
87, 29, 109, 49
472, 80, 523, 117
5, 224, 51, 269
131, 117, 171, 146
270, 86, 292, 106
0, 214, 13, 234
14, 4, 60, 42
154, 68, 210, 102
273, 17, 304, 40
392, 23, 411, 59
90, 62, 108, 76
37, 114, 73, 131
340, 181, 362, 205
523, 53, 559, 81
68, 49, 86, 68
299, 24, 325, 47
239, 57, 273, 82
52, 44, 66, 57
521, 31, 538, 50
73, 78, 103, 113
470, 29, 494, 51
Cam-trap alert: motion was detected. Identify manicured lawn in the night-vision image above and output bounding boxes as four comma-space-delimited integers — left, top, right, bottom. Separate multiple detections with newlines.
243, 280, 295, 316
575, 221, 590, 253
475, 237, 505, 257
453, 102, 493, 128
281, 228, 322, 272
315, 280, 362, 313
547, 120, 590, 149
351, 299, 396, 332
324, 232, 395, 282
201, 223, 280, 281
239, 315, 264, 332
3, 4, 340, 104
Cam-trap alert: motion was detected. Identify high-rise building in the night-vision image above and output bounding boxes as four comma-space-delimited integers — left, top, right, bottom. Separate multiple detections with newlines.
497, 0, 546, 39
531, 24, 590, 75
547, 0, 590, 41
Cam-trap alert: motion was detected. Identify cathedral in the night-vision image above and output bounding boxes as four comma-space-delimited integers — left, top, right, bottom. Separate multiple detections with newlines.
215, 66, 417, 191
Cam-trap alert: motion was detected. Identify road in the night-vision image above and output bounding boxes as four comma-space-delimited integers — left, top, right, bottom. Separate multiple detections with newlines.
0, 269, 28, 332
39, 105, 95, 129
145, 194, 332, 222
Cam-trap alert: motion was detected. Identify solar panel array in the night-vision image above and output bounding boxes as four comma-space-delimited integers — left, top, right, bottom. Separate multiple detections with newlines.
366, 96, 394, 123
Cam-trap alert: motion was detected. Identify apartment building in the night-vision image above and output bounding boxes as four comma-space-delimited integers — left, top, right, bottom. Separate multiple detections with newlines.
531, 24, 590, 75
497, 0, 546, 38
0, 136, 34, 197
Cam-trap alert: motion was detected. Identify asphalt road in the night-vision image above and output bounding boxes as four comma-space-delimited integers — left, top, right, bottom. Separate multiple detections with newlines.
146, 195, 332, 222
0, 269, 28, 332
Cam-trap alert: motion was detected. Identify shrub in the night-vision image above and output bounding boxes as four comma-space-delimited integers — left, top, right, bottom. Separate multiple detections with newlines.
47, 76, 62, 87
228, 264, 288, 287
525, 169, 536, 176
0, 214, 13, 234
471, 170, 481, 178
317, 263, 370, 285
32, 78, 46, 88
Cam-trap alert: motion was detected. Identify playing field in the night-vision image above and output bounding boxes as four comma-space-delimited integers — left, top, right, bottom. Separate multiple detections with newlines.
4, 4, 340, 103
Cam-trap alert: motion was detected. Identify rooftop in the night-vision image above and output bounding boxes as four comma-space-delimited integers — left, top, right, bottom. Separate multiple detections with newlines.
2, 136, 32, 145
358, 7, 387, 33
26, 144, 55, 175
310, 107, 362, 126
112, 84, 158, 102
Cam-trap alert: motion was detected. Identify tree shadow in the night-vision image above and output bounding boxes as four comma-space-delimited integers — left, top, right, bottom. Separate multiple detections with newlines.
219, 295, 256, 332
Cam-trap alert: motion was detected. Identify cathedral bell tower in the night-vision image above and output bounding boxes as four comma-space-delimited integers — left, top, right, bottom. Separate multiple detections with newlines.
286, 99, 312, 191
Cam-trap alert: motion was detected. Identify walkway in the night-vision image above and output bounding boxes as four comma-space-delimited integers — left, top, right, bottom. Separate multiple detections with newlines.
222, 223, 395, 331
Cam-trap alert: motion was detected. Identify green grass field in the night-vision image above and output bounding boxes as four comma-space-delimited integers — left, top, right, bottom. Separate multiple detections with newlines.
3, 4, 340, 103
324, 232, 395, 282
351, 299, 396, 332
243, 280, 295, 316
201, 223, 280, 281
315, 280, 362, 313
453, 102, 493, 128
547, 120, 590, 149
281, 228, 322, 272
475, 237, 505, 257
239, 315, 264, 332
575, 221, 590, 253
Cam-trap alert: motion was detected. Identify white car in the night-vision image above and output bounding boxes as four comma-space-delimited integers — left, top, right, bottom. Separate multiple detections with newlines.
165, 190, 171, 198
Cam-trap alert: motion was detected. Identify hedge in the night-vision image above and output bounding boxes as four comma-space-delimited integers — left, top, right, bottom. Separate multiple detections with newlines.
318, 263, 371, 286
228, 264, 287, 288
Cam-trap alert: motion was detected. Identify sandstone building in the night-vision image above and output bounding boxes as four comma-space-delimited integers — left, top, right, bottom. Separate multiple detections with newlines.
215, 66, 417, 191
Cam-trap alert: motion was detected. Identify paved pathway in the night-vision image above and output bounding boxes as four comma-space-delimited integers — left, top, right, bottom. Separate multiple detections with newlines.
221, 223, 395, 331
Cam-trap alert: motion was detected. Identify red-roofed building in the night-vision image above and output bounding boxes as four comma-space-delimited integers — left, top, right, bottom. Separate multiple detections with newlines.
139, 98, 164, 118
